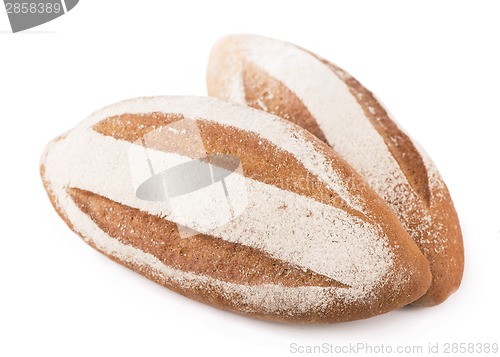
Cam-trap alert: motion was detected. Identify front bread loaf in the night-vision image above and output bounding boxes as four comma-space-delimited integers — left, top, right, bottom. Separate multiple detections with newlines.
206, 35, 464, 306
41, 96, 431, 323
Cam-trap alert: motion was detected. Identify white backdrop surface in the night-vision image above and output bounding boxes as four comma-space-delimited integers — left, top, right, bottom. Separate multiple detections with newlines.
1, 1, 499, 356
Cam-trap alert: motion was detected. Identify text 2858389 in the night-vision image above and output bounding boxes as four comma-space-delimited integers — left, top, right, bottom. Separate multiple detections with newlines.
5, 2, 62, 14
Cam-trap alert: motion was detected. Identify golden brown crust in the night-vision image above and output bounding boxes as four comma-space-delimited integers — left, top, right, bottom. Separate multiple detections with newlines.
318, 59, 463, 306
94, 114, 360, 216
40, 96, 433, 322
242, 61, 329, 143
322, 61, 431, 206
208, 38, 463, 306
42, 166, 430, 323
412, 183, 464, 306
68, 187, 345, 288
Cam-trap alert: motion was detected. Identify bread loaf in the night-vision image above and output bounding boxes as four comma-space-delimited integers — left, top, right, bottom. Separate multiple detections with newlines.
41, 96, 431, 322
206, 35, 464, 306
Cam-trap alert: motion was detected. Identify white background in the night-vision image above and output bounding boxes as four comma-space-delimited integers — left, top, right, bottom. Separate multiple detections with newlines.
1, 1, 499, 356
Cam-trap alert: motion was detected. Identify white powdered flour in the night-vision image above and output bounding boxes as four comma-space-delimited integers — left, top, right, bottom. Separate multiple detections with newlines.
41, 96, 397, 314
225, 35, 448, 248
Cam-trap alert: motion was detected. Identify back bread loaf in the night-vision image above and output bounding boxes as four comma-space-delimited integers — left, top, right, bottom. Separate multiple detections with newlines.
207, 35, 464, 306
41, 96, 431, 323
